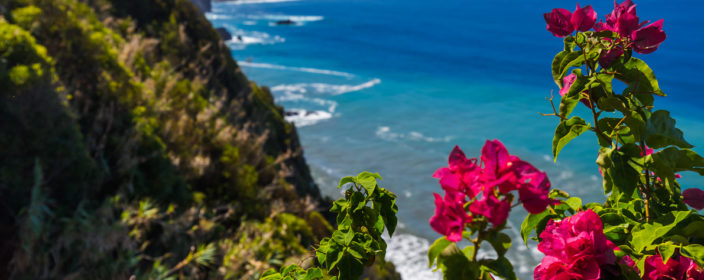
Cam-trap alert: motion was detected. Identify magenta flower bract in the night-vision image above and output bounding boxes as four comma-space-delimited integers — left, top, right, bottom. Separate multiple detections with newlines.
683, 188, 704, 210
429, 191, 472, 242
431, 141, 556, 240
469, 191, 510, 226
632, 19, 666, 54
559, 73, 577, 97
643, 252, 704, 280
605, 0, 639, 37
535, 210, 617, 280
571, 4, 597, 32
599, 45, 624, 69
433, 145, 481, 197
544, 8, 575, 37
518, 171, 557, 214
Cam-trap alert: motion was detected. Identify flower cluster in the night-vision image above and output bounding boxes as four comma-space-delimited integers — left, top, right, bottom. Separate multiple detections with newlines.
535, 210, 617, 280
544, 4, 596, 37
545, 1, 666, 60
642, 252, 704, 280
429, 140, 556, 242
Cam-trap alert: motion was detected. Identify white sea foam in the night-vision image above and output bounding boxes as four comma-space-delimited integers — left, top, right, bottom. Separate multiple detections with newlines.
271, 79, 381, 95
284, 109, 332, 127
223, 26, 285, 50
205, 13, 236, 20
269, 79, 382, 127
384, 234, 442, 280
376, 126, 452, 143
239, 62, 355, 78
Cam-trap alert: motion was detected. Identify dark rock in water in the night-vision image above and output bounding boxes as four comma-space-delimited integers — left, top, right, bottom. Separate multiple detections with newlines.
215, 27, 232, 41
275, 19, 296, 25
190, 0, 211, 12
284, 111, 299, 117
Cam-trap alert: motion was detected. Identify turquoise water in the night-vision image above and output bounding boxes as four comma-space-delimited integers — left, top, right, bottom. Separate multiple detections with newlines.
206, 1, 704, 278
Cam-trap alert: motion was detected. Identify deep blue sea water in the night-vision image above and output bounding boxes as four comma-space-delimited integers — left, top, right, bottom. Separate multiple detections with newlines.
206, 1, 704, 278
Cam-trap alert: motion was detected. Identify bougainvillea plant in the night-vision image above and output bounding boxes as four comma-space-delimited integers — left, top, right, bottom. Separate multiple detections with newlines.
536, 0, 704, 279
429, 0, 704, 279
427, 140, 562, 279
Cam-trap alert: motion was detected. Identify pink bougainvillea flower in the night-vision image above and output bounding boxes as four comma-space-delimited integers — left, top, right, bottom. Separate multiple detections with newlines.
535, 210, 616, 280
571, 4, 597, 32
480, 139, 516, 191
429, 191, 471, 242
599, 45, 624, 69
469, 191, 510, 227
559, 73, 577, 97
534, 256, 583, 280
544, 8, 575, 37
640, 145, 654, 157
433, 145, 482, 197
593, 20, 612, 32
518, 171, 558, 214
632, 19, 666, 54
683, 188, 704, 210
643, 252, 704, 280
688, 259, 704, 280
605, 0, 639, 37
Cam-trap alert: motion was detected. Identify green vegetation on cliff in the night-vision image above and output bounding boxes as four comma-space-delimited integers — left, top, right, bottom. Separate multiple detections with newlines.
0, 0, 337, 278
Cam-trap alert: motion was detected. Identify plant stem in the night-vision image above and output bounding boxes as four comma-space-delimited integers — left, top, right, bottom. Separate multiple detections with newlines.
587, 93, 612, 144
640, 140, 652, 222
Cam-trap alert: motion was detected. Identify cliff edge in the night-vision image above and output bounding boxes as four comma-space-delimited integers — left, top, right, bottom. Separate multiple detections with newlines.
0, 0, 331, 278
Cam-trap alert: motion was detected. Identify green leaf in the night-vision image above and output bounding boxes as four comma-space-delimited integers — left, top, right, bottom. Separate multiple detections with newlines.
332, 231, 347, 246
350, 191, 365, 212
437, 244, 480, 280
521, 210, 551, 245
613, 57, 665, 97
599, 146, 640, 199
303, 268, 323, 280
682, 244, 704, 264
596, 96, 628, 113
681, 221, 704, 239
657, 242, 677, 264
564, 197, 582, 212
631, 211, 692, 252
316, 238, 330, 265
344, 229, 354, 246
374, 188, 398, 237
336, 254, 364, 280
428, 237, 453, 269
356, 172, 381, 196
553, 116, 590, 160
261, 269, 283, 280
645, 110, 693, 149
487, 232, 512, 257
553, 51, 584, 87
563, 36, 576, 52
347, 241, 365, 259
337, 176, 355, 188
327, 242, 344, 270
647, 148, 704, 195
483, 257, 517, 280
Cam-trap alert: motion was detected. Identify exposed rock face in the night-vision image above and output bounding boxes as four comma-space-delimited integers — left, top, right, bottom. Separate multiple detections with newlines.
216, 26, 232, 41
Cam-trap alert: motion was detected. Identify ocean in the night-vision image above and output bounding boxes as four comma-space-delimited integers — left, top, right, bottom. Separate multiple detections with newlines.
205, 0, 704, 278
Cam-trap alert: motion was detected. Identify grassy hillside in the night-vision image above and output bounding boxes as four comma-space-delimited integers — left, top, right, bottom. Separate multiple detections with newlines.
0, 0, 336, 278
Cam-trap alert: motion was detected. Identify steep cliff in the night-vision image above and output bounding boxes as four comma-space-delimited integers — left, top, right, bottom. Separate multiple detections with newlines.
0, 0, 331, 278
